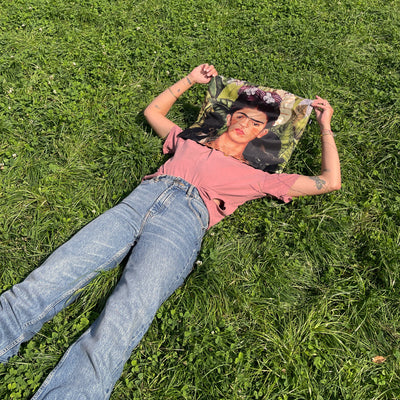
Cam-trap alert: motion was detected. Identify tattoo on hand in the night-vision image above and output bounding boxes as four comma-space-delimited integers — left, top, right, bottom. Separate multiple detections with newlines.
310, 176, 326, 190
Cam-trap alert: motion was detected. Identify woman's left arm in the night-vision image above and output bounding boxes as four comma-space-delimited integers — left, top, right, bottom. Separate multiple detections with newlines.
287, 96, 341, 197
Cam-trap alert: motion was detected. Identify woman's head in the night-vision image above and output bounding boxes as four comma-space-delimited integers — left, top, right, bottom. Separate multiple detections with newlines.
228, 86, 282, 129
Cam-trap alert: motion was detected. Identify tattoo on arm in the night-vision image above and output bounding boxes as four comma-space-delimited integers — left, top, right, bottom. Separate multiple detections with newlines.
186, 76, 192, 85
310, 176, 326, 190
168, 87, 178, 99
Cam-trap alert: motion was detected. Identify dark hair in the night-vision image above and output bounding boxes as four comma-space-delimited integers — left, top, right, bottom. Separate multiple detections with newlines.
229, 87, 282, 129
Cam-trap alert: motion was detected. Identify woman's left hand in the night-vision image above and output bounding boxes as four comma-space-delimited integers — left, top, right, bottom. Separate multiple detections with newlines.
287, 95, 341, 197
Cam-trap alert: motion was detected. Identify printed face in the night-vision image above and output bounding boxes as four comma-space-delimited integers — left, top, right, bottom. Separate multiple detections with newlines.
225, 107, 268, 144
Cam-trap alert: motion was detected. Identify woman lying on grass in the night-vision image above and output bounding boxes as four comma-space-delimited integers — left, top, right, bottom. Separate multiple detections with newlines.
0, 63, 341, 399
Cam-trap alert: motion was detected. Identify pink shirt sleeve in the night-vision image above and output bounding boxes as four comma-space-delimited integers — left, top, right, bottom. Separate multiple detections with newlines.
262, 173, 300, 203
162, 125, 182, 154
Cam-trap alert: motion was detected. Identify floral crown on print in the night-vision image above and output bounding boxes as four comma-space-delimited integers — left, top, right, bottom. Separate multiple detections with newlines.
238, 86, 282, 106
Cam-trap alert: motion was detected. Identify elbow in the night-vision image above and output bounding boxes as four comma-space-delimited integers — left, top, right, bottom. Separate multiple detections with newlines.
143, 106, 152, 122
328, 178, 341, 192
321, 168, 341, 193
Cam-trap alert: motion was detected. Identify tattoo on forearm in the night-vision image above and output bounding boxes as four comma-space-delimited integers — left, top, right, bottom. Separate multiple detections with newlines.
310, 176, 326, 190
168, 87, 178, 99
186, 76, 192, 85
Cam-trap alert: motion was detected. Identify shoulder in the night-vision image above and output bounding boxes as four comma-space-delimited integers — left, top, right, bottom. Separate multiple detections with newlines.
262, 172, 302, 203
163, 124, 183, 154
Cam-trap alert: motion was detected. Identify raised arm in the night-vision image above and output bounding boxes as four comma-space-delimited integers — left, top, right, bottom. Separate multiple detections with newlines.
287, 96, 341, 197
144, 64, 218, 138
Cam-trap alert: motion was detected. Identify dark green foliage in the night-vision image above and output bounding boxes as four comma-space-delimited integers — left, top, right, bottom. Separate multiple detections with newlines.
0, 0, 399, 398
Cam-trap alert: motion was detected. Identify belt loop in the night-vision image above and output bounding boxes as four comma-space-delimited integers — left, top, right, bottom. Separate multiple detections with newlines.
186, 184, 194, 197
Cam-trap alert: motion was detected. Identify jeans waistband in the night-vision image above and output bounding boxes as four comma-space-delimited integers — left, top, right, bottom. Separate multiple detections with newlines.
148, 175, 201, 199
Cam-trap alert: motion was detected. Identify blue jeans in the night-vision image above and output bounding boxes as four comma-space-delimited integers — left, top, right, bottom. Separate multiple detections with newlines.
0, 175, 209, 399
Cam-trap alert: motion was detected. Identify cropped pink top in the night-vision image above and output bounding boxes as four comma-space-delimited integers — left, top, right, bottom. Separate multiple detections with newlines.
145, 125, 300, 228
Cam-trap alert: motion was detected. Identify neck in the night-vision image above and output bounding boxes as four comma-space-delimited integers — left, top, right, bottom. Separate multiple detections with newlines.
211, 135, 246, 159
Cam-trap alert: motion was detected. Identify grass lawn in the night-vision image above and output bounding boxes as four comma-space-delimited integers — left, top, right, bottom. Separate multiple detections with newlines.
0, 0, 399, 398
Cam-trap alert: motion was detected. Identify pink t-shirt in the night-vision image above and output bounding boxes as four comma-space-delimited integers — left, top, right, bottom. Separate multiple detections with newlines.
146, 125, 300, 228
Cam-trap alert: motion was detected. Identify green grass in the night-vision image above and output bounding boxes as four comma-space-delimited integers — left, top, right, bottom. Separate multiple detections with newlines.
0, 0, 399, 398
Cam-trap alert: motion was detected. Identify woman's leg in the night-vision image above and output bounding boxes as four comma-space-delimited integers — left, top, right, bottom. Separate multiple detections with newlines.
31, 176, 209, 400
0, 179, 178, 363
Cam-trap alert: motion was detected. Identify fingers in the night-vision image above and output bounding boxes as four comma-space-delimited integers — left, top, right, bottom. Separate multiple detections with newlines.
311, 96, 334, 129
311, 96, 333, 112
189, 64, 218, 84
201, 63, 218, 78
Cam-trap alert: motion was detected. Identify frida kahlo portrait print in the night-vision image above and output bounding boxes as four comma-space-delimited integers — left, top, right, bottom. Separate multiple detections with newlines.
179, 76, 313, 173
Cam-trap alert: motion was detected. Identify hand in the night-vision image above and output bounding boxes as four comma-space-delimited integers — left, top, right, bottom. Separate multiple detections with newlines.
311, 96, 334, 130
188, 64, 218, 84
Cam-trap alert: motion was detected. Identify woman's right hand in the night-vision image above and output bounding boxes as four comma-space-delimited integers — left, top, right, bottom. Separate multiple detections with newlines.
144, 64, 218, 138
188, 64, 218, 84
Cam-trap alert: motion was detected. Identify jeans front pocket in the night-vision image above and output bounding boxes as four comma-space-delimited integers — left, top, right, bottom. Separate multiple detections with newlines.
188, 196, 209, 232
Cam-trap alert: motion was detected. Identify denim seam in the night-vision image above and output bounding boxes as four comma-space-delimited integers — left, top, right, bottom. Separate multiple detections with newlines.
187, 197, 209, 232
0, 333, 26, 358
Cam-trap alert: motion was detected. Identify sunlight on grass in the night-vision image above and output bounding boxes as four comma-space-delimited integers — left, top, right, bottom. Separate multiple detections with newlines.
1, 0, 399, 398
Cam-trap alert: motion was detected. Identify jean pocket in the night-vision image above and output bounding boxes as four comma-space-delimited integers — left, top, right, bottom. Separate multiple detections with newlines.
188, 197, 209, 231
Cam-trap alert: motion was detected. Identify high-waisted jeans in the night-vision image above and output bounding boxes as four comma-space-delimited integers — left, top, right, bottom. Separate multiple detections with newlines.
0, 175, 209, 399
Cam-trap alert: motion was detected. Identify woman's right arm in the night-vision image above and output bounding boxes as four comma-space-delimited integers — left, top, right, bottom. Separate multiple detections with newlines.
144, 64, 218, 138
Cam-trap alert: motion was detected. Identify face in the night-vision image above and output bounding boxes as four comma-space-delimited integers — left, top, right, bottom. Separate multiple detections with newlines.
225, 107, 268, 144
